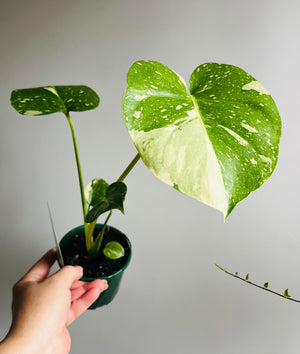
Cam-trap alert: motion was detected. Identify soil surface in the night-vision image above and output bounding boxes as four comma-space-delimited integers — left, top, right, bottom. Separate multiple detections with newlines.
61, 226, 130, 278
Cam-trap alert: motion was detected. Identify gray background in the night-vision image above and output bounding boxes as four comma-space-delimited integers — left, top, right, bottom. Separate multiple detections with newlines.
1, 0, 300, 353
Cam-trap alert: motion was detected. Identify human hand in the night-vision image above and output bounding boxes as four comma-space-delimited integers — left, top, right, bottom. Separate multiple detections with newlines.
0, 248, 108, 354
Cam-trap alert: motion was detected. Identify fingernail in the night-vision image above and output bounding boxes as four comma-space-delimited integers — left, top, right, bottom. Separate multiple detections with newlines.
74, 265, 83, 273
101, 280, 108, 290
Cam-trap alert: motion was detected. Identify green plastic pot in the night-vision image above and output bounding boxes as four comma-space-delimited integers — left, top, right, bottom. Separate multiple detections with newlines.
59, 224, 132, 309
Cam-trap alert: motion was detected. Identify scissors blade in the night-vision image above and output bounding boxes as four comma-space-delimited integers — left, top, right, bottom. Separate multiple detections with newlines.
47, 203, 64, 267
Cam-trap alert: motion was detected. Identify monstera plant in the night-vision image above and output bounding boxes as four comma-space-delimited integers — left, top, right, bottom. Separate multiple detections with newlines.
10, 60, 281, 307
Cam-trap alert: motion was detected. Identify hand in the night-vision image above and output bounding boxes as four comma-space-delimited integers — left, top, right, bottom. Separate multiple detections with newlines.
0, 248, 108, 354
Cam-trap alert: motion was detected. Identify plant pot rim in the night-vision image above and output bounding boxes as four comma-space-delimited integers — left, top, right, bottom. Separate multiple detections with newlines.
61, 223, 132, 281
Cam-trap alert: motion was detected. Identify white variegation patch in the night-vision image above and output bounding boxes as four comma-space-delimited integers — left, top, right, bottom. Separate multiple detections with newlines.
242, 81, 269, 95
259, 154, 272, 164
24, 110, 43, 115
130, 116, 228, 216
218, 125, 249, 146
133, 111, 141, 119
241, 123, 258, 133
134, 94, 148, 101
44, 86, 59, 96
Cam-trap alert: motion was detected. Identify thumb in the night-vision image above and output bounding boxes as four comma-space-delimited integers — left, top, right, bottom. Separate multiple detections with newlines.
21, 248, 57, 282
50, 265, 84, 287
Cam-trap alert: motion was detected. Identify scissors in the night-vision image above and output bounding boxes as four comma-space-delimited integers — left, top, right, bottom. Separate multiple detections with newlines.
47, 203, 64, 267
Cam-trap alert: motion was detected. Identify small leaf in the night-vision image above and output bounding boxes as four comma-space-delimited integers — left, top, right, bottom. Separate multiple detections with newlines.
85, 182, 127, 223
85, 179, 109, 207
103, 241, 125, 260
263, 282, 269, 289
11, 85, 99, 116
245, 274, 251, 283
283, 289, 291, 298
235, 272, 238, 276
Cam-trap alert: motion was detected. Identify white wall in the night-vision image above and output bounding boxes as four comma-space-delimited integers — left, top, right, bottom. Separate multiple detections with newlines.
1, 0, 300, 353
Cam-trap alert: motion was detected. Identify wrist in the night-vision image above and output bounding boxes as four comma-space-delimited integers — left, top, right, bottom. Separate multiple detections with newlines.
0, 331, 40, 354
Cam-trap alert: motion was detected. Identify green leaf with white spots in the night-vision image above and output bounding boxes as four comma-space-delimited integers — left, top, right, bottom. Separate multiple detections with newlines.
122, 61, 281, 218
11, 85, 99, 116
103, 241, 125, 260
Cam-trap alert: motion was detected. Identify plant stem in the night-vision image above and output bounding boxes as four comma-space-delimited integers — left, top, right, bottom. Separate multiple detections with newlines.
86, 220, 96, 251
90, 210, 113, 255
65, 112, 87, 221
87, 153, 140, 255
215, 263, 300, 304
117, 153, 140, 182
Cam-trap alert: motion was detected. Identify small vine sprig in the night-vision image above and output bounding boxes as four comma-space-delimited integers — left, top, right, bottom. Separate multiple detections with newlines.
215, 263, 300, 304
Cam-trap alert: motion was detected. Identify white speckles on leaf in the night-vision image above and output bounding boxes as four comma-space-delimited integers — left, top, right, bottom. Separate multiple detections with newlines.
134, 94, 147, 101
133, 111, 142, 119
19, 98, 30, 103
123, 60, 281, 218
259, 154, 272, 164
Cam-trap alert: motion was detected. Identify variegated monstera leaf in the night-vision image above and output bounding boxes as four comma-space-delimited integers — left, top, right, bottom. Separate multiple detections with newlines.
122, 61, 281, 218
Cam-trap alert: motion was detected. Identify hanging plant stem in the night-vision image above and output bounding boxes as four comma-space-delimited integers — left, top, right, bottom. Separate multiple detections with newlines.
215, 263, 300, 304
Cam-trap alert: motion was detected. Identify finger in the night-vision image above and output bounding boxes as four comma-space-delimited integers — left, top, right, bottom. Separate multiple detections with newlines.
50, 265, 83, 287
70, 280, 86, 290
70, 279, 108, 302
20, 248, 57, 282
67, 287, 103, 326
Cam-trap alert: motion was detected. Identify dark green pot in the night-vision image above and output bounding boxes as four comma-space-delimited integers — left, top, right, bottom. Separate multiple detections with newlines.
59, 224, 132, 309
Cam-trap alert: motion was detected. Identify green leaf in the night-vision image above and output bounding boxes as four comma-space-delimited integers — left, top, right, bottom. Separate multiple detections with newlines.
85, 182, 127, 223
103, 241, 125, 260
234, 272, 238, 276
264, 282, 269, 289
11, 85, 99, 116
283, 289, 291, 298
122, 61, 281, 218
245, 273, 251, 283
85, 179, 109, 207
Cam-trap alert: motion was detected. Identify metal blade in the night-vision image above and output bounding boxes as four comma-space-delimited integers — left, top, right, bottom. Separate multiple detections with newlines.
47, 202, 64, 267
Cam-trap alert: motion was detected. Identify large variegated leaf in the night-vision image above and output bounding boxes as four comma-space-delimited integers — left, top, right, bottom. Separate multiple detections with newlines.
11, 85, 99, 116
122, 61, 281, 218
